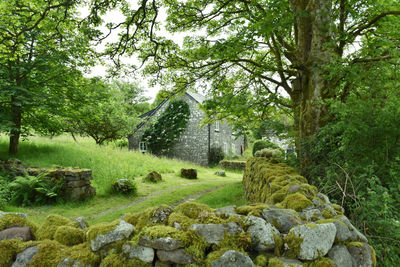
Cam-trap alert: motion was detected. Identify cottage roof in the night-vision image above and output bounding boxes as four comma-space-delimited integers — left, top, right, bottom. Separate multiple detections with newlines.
139, 91, 206, 119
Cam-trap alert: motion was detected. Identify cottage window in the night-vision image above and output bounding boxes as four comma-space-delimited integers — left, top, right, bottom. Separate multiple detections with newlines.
215, 121, 220, 132
223, 142, 228, 154
139, 142, 147, 152
232, 143, 236, 154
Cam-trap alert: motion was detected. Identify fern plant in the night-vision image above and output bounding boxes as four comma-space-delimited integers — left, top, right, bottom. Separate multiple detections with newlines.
9, 173, 63, 206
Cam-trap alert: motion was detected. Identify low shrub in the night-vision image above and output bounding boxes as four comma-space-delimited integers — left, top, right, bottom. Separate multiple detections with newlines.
0, 174, 12, 209
208, 146, 225, 165
252, 139, 282, 156
9, 173, 63, 206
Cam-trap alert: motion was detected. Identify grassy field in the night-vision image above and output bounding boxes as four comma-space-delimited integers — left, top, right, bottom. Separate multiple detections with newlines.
0, 135, 246, 224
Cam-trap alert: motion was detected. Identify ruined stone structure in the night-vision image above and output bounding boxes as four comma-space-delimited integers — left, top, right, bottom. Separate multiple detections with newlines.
0, 159, 95, 201
128, 92, 244, 165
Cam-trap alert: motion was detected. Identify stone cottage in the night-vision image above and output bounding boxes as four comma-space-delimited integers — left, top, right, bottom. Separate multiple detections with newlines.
128, 91, 244, 165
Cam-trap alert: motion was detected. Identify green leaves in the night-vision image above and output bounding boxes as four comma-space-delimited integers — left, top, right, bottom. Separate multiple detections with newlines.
143, 100, 190, 155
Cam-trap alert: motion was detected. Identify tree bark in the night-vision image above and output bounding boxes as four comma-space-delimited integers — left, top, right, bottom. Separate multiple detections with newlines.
9, 97, 22, 154
290, 0, 335, 175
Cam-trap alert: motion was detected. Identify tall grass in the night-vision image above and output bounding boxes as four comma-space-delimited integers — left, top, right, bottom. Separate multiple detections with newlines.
0, 135, 210, 196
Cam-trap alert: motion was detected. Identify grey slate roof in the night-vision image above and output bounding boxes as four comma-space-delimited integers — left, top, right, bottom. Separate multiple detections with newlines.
186, 91, 206, 103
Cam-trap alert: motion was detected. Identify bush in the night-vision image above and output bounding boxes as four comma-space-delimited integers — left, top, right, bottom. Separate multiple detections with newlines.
9, 174, 63, 206
254, 148, 283, 160
252, 139, 282, 156
306, 88, 400, 265
0, 174, 12, 209
208, 146, 225, 165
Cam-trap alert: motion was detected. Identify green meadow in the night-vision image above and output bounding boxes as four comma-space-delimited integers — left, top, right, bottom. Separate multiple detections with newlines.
0, 135, 246, 224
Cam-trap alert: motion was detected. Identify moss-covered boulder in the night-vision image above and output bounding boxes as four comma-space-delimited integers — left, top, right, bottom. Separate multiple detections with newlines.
36, 214, 73, 240
88, 220, 135, 252
54, 226, 85, 246
180, 168, 197, 179
144, 171, 162, 183
284, 223, 336, 260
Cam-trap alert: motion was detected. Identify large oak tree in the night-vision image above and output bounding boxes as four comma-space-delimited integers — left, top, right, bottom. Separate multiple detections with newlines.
101, 0, 400, 173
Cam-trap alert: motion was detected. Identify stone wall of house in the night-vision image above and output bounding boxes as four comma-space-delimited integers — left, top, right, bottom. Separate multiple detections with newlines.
168, 94, 209, 165
128, 93, 245, 165
209, 120, 244, 156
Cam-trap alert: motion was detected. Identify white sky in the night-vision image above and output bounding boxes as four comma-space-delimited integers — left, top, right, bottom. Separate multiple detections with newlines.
79, 5, 186, 102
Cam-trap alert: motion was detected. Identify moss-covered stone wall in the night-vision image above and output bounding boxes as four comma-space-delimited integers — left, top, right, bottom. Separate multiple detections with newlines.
0, 158, 376, 266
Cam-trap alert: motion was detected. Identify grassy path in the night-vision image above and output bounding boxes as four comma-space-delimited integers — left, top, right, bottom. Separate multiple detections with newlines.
91, 180, 237, 220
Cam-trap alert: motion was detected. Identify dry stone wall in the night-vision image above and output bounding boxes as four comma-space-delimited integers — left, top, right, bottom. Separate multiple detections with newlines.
0, 158, 375, 266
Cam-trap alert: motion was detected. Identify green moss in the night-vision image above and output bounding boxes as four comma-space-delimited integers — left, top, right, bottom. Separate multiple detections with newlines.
213, 231, 251, 252
54, 226, 85, 246
283, 230, 303, 258
167, 212, 196, 230
254, 254, 270, 266
205, 250, 227, 267
235, 204, 271, 217
346, 241, 364, 247
36, 214, 73, 240
87, 220, 121, 242
306, 257, 336, 267
278, 193, 313, 212
0, 214, 38, 237
0, 239, 23, 266
273, 232, 283, 256
28, 240, 68, 266
174, 202, 214, 219
268, 257, 285, 267
321, 208, 334, 219
331, 204, 344, 215
101, 253, 151, 267
184, 230, 208, 264
124, 205, 170, 231
67, 243, 100, 266
371, 245, 377, 267
139, 225, 186, 241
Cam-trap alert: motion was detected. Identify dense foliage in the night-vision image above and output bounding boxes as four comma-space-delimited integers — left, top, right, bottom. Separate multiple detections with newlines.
252, 140, 282, 156
307, 70, 400, 265
69, 78, 148, 145
0, 0, 96, 153
143, 100, 190, 155
208, 146, 225, 166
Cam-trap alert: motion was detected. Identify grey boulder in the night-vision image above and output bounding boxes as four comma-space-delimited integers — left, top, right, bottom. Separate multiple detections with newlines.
189, 222, 243, 245
245, 216, 280, 252
90, 220, 135, 252
0, 227, 33, 241
139, 236, 183, 250
12, 246, 38, 267
347, 243, 375, 267
157, 249, 193, 264
262, 208, 302, 233
211, 250, 253, 267
286, 223, 336, 260
328, 245, 353, 267
122, 243, 154, 263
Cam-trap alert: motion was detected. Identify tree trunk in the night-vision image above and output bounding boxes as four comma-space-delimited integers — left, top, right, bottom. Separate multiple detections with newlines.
290, 0, 335, 175
9, 97, 22, 154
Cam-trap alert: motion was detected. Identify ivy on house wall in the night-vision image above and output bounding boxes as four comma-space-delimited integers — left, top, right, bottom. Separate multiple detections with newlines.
143, 100, 190, 155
